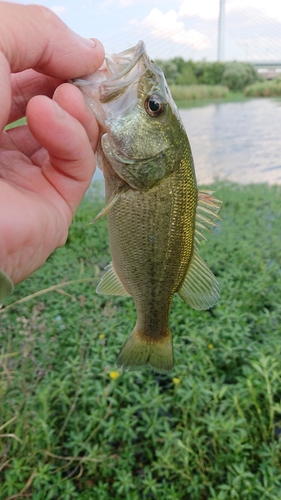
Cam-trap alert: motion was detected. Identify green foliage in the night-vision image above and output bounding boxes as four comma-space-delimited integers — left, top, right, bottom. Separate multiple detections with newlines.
174, 58, 197, 85
156, 57, 263, 104
221, 62, 260, 91
155, 59, 180, 86
156, 58, 197, 85
244, 79, 281, 97
156, 58, 260, 91
194, 61, 225, 86
1, 182, 281, 499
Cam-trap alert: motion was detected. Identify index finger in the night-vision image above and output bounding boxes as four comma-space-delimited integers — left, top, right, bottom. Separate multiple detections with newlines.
0, 3, 104, 77
0, 2, 104, 130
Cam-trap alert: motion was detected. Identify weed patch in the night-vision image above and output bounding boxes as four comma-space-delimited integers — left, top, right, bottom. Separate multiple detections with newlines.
1, 182, 281, 499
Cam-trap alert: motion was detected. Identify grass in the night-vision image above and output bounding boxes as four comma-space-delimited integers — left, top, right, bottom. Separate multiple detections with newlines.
170, 84, 229, 101
244, 79, 281, 98
171, 80, 281, 108
173, 89, 249, 109
4, 117, 26, 130
1, 181, 281, 499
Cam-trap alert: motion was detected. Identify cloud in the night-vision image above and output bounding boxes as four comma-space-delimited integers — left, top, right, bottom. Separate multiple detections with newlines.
178, 0, 219, 20
177, 0, 281, 22
140, 8, 210, 50
226, 7, 281, 61
119, 0, 133, 6
227, 0, 281, 22
51, 5, 68, 15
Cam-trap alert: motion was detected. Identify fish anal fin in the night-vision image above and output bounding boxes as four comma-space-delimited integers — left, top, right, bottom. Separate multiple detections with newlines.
178, 251, 219, 310
117, 327, 173, 373
96, 262, 130, 297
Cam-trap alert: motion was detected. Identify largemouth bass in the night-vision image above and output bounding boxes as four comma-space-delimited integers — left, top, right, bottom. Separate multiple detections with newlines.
73, 41, 222, 372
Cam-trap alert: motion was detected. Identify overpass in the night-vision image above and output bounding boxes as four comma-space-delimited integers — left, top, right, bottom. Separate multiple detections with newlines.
251, 62, 281, 80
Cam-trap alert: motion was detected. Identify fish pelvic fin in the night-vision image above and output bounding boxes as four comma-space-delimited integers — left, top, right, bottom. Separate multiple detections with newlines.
116, 327, 173, 373
96, 262, 130, 296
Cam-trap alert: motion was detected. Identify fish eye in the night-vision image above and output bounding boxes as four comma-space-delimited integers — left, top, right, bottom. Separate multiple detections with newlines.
145, 95, 165, 117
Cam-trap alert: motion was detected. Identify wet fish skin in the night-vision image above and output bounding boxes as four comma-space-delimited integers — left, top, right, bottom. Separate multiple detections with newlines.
72, 41, 221, 372
105, 154, 197, 372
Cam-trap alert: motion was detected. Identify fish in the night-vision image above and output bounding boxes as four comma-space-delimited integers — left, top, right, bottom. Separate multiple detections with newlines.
72, 41, 222, 372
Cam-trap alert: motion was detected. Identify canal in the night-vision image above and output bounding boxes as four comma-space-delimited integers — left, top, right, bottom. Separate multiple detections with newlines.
180, 98, 281, 185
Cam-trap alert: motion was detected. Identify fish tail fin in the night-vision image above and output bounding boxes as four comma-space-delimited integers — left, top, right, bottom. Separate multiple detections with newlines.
116, 326, 173, 373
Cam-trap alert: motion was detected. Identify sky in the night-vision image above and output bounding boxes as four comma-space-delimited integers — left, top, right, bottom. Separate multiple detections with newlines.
6, 0, 281, 61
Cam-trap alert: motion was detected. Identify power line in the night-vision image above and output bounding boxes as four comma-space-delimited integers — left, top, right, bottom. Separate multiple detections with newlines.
102, 1, 281, 62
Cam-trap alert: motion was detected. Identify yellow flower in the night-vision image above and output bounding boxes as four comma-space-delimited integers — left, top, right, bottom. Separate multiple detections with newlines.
172, 377, 180, 385
109, 371, 120, 380
99, 334, 105, 339
208, 343, 214, 350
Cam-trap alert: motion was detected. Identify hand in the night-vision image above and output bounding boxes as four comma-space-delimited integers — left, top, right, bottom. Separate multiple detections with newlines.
0, 2, 104, 287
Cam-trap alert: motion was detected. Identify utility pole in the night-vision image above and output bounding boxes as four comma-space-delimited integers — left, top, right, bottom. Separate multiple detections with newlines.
218, 0, 226, 61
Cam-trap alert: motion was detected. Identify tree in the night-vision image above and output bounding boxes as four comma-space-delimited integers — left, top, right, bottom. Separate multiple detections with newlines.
155, 60, 179, 85
221, 62, 260, 90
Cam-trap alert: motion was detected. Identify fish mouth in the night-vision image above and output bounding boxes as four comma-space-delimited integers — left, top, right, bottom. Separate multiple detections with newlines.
99, 41, 146, 103
71, 41, 155, 127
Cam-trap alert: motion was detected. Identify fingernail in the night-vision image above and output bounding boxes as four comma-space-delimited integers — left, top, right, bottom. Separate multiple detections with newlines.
80, 37, 96, 48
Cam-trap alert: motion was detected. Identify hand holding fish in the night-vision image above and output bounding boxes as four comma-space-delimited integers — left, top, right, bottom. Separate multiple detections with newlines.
0, 2, 104, 298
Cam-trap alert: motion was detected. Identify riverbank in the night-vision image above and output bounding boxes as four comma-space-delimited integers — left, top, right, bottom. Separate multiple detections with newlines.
171, 83, 281, 109
1, 182, 281, 499
174, 90, 248, 108
172, 82, 281, 108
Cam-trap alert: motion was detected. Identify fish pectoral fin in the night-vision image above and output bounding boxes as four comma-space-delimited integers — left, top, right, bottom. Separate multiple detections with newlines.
96, 262, 131, 297
177, 251, 219, 310
89, 185, 129, 224
0, 269, 14, 302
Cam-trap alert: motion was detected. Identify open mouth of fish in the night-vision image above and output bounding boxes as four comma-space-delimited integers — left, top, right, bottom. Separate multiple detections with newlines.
71, 40, 150, 128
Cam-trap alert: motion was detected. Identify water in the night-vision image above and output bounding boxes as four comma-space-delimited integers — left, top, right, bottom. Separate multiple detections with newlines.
92, 98, 281, 185
180, 98, 281, 185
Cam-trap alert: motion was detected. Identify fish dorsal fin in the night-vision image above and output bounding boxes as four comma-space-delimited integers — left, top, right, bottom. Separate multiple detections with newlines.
177, 251, 219, 310
0, 269, 14, 302
194, 190, 222, 248
90, 185, 129, 224
96, 262, 131, 297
